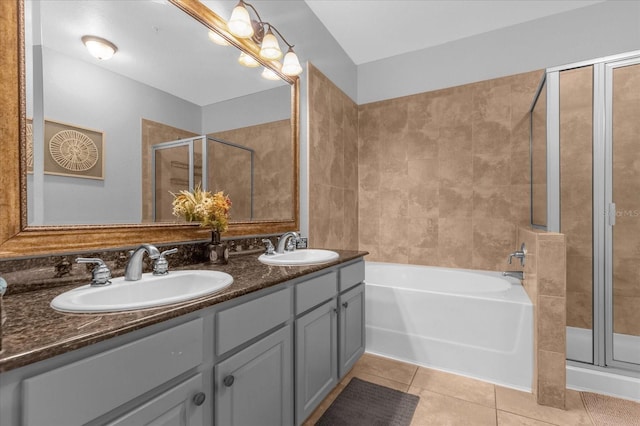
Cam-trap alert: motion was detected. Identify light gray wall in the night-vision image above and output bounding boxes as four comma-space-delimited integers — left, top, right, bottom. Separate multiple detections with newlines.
358, 1, 640, 104
201, 85, 292, 134
31, 48, 201, 225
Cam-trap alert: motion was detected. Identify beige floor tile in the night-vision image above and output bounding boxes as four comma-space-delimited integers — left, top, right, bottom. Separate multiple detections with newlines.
409, 386, 497, 425
411, 367, 496, 408
496, 386, 593, 425
497, 411, 556, 425
341, 370, 410, 392
350, 352, 418, 385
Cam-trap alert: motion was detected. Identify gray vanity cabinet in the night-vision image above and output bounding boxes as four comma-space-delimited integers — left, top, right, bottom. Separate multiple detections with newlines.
215, 325, 294, 426
107, 373, 205, 426
0, 257, 366, 426
339, 283, 365, 378
18, 318, 207, 426
295, 298, 339, 425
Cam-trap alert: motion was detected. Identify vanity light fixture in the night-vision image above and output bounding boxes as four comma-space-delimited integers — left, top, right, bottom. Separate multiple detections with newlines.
238, 51, 260, 67
208, 30, 230, 46
226, 0, 303, 77
281, 47, 303, 77
261, 66, 281, 81
228, 1, 254, 38
259, 26, 281, 60
81, 35, 117, 60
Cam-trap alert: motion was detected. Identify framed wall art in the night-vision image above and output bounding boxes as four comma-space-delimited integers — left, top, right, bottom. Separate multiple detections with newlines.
43, 120, 104, 180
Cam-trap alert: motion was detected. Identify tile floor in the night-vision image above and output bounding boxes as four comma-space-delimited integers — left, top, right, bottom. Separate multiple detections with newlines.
304, 353, 623, 425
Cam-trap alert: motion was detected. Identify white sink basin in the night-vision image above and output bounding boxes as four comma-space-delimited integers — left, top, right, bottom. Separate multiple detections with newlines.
258, 249, 339, 266
51, 270, 233, 313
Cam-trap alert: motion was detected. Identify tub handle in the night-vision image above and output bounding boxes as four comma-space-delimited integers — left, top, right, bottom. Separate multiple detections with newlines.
342, 302, 349, 309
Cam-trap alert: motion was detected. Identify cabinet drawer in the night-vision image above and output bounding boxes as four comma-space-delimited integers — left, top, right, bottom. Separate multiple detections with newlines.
216, 287, 292, 356
296, 271, 337, 315
107, 373, 204, 426
339, 260, 365, 292
23, 318, 203, 426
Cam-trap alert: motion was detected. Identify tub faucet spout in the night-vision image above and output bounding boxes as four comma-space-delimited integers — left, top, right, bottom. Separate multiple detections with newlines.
503, 271, 524, 280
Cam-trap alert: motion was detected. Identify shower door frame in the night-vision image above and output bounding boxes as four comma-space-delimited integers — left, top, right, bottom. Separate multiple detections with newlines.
151, 136, 207, 222
603, 56, 640, 370
545, 50, 640, 372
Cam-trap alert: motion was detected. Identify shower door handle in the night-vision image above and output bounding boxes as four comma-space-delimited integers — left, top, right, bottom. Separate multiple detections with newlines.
609, 203, 616, 226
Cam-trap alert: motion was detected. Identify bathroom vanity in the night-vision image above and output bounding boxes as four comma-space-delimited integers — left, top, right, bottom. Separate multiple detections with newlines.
0, 252, 366, 426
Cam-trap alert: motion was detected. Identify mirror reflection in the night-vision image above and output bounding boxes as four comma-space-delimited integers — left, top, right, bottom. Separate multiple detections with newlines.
25, 0, 293, 226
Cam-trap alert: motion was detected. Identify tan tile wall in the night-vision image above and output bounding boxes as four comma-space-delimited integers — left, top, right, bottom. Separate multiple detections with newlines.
308, 63, 359, 250
517, 227, 566, 409
212, 119, 293, 221
611, 63, 640, 337
358, 70, 543, 270
141, 118, 292, 223
141, 119, 197, 222
559, 66, 594, 332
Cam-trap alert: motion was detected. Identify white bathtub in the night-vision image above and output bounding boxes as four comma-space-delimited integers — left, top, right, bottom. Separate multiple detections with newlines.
365, 261, 533, 390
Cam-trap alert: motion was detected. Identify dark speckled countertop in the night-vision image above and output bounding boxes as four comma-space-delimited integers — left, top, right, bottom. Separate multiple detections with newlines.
0, 250, 367, 373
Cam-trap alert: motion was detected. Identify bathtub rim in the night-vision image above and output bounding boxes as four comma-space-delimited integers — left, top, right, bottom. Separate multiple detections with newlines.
365, 260, 532, 306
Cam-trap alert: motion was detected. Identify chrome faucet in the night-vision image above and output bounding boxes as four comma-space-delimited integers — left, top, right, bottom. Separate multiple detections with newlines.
125, 244, 160, 281
276, 231, 299, 254
503, 271, 524, 280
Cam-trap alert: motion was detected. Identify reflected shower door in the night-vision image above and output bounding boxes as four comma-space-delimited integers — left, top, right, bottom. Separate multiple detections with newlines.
608, 61, 640, 367
152, 137, 204, 222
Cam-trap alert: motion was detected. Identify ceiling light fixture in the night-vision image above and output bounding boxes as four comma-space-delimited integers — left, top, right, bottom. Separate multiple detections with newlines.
81, 35, 117, 60
226, 0, 302, 77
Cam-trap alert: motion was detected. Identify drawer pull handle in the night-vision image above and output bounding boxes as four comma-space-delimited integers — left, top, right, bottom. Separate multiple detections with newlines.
342, 302, 349, 308
193, 392, 206, 406
223, 375, 235, 387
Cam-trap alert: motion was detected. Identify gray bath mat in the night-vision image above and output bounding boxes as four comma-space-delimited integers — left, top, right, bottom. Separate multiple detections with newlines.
316, 378, 419, 426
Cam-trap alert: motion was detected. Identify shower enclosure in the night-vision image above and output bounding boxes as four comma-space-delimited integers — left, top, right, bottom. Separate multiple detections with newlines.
152, 135, 254, 222
530, 50, 640, 375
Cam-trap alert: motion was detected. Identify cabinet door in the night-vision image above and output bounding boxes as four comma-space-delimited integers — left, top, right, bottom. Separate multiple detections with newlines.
295, 299, 338, 425
339, 283, 365, 378
107, 374, 205, 426
215, 325, 293, 426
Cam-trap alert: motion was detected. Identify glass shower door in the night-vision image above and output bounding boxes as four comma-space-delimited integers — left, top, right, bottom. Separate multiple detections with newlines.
152, 136, 204, 222
607, 60, 640, 367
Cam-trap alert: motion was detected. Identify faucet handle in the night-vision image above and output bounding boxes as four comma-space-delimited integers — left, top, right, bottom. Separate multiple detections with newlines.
262, 239, 275, 255
507, 243, 526, 266
76, 257, 112, 286
153, 248, 178, 275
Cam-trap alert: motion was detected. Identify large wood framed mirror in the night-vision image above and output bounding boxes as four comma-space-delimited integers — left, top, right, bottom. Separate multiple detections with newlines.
0, 0, 299, 258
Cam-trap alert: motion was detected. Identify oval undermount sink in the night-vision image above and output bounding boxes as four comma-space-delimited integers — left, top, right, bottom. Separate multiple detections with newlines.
258, 249, 339, 266
51, 270, 233, 313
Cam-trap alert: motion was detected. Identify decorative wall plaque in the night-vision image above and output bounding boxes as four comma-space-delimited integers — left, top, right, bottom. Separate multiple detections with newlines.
43, 120, 104, 180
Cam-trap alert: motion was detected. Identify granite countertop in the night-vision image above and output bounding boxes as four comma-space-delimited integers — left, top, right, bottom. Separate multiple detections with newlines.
0, 250, 367, 373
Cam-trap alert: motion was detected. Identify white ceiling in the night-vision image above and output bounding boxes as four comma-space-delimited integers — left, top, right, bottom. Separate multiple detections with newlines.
304, 0, 605, 65
31, 0, 607, 106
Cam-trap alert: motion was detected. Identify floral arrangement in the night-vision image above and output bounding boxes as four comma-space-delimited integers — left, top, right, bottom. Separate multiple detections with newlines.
172, 185, 232, 233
